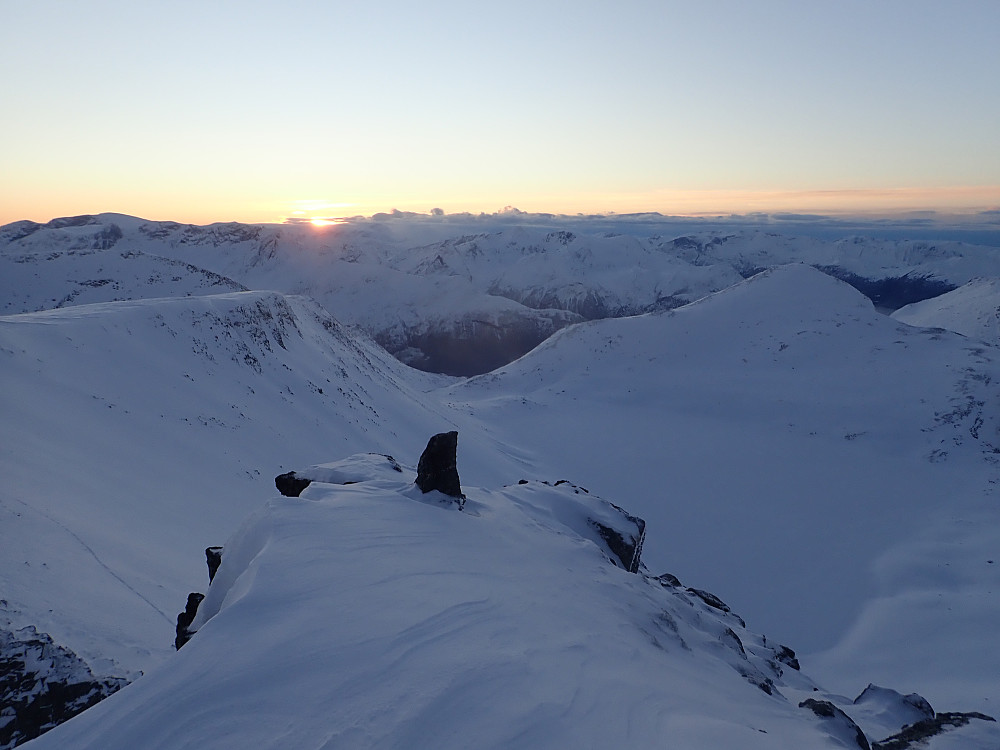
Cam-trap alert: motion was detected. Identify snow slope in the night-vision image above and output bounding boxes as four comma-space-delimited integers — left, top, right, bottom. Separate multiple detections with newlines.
24, 466, 999, 749
448, 264, 1000, 712
0, 290, 518, 689
892, 277, 1000, 345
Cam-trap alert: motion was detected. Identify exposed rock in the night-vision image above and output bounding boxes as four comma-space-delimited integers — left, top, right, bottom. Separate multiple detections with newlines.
720, 626, 747, 657
506, 480, 645, 574
275, 471, 311, 497
654, 572, 683, 588
800, 698, 871, 750
415, 431, 465, 503
588, 503, 645, 573
872, 712, 996, 750
687, 588, 746, 628
206, 547, 223, 583
815, 266, 955, 311
174, 593, 205, 650
378, 309, 581, 377
774, 644, 800, 671
0, 625, 126, 749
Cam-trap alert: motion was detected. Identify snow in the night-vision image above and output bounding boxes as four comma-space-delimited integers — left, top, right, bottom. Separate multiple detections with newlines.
18, 474, 859, 749
446, 265, 1000, 712
0, 290, 493, 683
3, 214, 1000, 747
7, 214, 1000, 374
892, 276, 1000, 344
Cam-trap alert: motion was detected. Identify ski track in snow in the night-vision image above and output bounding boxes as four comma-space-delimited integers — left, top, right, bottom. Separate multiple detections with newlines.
5, 495, 174, 626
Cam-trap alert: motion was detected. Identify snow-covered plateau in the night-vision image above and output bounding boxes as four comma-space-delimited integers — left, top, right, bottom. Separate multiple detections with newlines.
2, 212, 1000, 748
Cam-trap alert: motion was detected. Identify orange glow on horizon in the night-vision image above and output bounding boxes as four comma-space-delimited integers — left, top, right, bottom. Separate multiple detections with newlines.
2, 186, 998, 229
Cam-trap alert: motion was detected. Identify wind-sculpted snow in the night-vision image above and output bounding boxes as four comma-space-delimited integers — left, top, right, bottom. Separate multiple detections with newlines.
26, 465, 998, 749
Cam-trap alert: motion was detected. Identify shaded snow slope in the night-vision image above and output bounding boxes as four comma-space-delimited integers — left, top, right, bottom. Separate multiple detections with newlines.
0, 291, 514, 688
28, 469, 998, 750
448, 265, 1000, 711
892, 277, 1000, 344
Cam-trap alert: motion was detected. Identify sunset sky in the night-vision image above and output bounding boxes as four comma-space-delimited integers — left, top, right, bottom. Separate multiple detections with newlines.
2, 0, 998, 226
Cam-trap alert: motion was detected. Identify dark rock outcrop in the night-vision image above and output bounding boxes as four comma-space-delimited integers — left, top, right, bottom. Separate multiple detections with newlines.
174, 593, 205, 650
774, 644, 800, 671
275, 471, 311, 497
815, 266, 956, 311
588, 504, 645, 573
206, 547, 223, 583
0, 625, 126, 749
687, 588, 746, 628
872, 712, 996, 750
800, 698, 871, 750
415, 431, 465, 503
654, 572, 683, 588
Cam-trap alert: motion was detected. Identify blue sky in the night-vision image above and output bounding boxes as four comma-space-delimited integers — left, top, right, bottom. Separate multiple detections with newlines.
1, 0, 998, 224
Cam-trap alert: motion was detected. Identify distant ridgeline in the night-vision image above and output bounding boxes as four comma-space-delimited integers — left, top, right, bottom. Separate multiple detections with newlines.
3, 213, 998, 375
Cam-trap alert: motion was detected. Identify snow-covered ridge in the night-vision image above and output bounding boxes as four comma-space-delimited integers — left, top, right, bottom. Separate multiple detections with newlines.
5, 213, 1000, 374
24, 451, 999, 749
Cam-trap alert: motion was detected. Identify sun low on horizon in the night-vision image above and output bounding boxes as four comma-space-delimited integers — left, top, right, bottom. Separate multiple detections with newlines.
1, 1, 998, 228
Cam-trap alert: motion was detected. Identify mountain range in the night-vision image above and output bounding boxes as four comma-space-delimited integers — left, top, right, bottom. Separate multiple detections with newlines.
2, 212, 999, 748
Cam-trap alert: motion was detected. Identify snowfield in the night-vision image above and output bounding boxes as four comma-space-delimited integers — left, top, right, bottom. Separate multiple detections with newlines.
2, 212, 1000, 748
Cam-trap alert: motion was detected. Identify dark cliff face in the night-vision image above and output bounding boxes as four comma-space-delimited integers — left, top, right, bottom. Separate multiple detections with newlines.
814, 266, 955, 311
0, 624, 127, 750
379, 313, 578, 377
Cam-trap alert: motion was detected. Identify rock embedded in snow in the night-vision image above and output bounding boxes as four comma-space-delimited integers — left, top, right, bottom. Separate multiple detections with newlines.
274, 471, 311, 498
852, 683, 934, 732
276, 454, 409, 499
872, 712, 997, 749
799, 698, 871, 750
205, 547, 223, 584
587, 502, 645, 573
415, 431, 464, 502
173, 593, 204, 651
